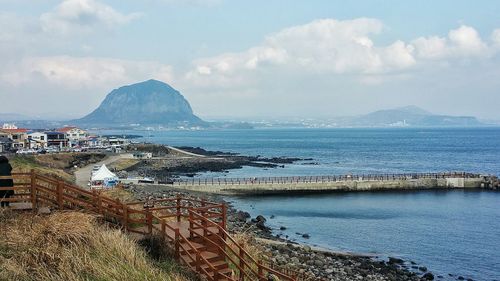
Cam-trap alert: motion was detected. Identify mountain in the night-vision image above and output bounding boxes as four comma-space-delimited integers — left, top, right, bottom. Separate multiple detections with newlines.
75, 80, 206, 127
349, 106, 483, 127
0, 113, 34, 122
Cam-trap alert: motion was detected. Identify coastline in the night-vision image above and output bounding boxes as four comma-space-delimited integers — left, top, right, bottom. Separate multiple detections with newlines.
127, 184, 429, 281
105, 143, 499, 280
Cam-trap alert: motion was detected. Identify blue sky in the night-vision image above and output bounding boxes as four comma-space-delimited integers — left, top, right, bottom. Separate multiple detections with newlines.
1, 0, 500, 120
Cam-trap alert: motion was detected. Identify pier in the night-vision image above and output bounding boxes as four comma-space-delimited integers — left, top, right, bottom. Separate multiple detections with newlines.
164, 172, 499, 194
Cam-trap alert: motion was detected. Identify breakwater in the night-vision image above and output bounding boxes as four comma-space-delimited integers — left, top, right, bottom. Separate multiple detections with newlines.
164, 172, 499, 195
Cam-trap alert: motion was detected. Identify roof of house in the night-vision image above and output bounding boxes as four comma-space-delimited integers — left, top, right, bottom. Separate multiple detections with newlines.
45, 131, 65, 135
0, 128, 28, 134
57, 126, 79, 132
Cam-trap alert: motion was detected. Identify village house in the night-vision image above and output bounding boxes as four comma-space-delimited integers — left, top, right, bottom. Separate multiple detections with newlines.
0, 136, 13, 152
45, 132, 68, 148
0, 128, 28, 149
27, 132, 48, 149
57, 126, 88, 147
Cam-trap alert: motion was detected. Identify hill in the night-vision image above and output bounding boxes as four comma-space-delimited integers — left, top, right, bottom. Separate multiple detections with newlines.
348, 105, 484, 127
74, 80, 206, 127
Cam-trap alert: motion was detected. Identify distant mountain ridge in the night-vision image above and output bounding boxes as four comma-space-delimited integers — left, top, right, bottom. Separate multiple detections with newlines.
74, 80, 206, 127
349, 106, 483, 127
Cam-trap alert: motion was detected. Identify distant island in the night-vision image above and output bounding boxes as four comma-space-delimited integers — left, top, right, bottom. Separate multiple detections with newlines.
343, 105, 484, 127
246, 106, 488, 128
73, 79, 207, 128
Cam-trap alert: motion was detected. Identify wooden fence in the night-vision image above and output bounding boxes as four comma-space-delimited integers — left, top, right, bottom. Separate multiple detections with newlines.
1, 170, 297, 281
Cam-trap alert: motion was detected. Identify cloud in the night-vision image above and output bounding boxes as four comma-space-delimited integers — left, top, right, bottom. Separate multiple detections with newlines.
1, 56, 174, 89
492, 29, 500, 48
412, 25, 490, 59
186, 20, 500, 89
40, 0, 140, 34
185, 18, 418, 88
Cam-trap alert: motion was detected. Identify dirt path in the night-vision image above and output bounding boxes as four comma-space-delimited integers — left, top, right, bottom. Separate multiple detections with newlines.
74, 154, 126, 188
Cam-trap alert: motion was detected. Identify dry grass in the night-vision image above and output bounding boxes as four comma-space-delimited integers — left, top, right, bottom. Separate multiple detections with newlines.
9, 156, 74, 182
0, 210, 191, 281
101, 187, 136, 204
108, 159, 140, 171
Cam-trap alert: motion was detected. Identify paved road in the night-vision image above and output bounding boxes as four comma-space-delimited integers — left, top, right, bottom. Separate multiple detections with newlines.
74, 154, 125, 188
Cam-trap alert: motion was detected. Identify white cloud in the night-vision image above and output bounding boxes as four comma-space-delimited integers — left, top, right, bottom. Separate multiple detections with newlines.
492, 29, 500, 48
1, 56, 174, 89
412, 25, 490, 59
186, 20, 500, 90
40, 0, 140, 34
185, 18, 419, 87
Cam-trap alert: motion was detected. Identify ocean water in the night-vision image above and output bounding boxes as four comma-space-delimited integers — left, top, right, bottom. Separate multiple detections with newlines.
227, 191, 500, 281
137, 127, 500, 177
115, 127, 500, 280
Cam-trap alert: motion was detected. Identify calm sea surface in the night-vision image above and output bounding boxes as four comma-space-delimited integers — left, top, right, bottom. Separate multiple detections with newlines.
112, 128, 500, 280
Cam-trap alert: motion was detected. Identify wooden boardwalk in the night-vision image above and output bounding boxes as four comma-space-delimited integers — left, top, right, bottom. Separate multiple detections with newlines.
1, 171, 298, 281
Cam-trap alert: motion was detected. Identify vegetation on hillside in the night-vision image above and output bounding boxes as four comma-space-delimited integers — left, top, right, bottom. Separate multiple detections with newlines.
8, 153, 105, 182
0, 210, 193, 281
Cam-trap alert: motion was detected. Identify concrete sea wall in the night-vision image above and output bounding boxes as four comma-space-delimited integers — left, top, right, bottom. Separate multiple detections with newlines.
165, 177, 487, 195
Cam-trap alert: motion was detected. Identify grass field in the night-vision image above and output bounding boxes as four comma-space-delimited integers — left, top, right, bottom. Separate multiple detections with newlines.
0, 210, 193, 281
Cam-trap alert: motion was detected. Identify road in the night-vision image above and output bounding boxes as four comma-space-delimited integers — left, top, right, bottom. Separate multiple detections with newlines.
74, 154, 125, 188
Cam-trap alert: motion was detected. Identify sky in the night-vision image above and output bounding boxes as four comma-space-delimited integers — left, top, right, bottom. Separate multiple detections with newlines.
1, 0, 500, 120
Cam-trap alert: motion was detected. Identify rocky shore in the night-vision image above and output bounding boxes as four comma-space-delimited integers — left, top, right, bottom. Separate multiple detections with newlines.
123, 144, 308, 179
126, 184, 439, 281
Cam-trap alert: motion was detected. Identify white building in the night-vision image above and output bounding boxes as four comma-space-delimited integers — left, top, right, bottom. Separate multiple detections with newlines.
27, 132, 47, 149
57, 126, 88, 147
2, 123, 18, 129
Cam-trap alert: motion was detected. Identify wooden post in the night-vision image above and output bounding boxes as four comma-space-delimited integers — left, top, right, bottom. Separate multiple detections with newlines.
176, 195, 181, 222
122, 204, 128, 232
196, 251, 202, 274
57, 181, 64, 210
161, 219, 166, 240
239, 247, 245, 281
174, 228, 180, 260
221, 204, 227, 231
147, 209, 153, 235
201, 199, 207, 237
30, 169, 37, 212
189, 211, 194, 239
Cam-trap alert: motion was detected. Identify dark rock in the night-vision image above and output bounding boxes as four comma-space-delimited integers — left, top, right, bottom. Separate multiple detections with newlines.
388, 257, 405, 264
302, 233, 310, 239
418, 266, 428, 272
236, 211, 251, 222
458, 277, 464, 280
279, 226, 287, 230
422, 272, 434, 280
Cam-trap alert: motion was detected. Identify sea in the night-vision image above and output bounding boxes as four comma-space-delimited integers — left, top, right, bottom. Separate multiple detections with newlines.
110, 127, 500, 280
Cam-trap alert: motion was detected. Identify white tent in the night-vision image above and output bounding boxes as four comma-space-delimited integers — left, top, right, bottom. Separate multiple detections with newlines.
90, 164, 118, 188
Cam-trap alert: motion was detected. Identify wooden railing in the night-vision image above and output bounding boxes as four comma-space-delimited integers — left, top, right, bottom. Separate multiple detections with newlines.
173, 172, 481, 186
2, 170, 296, 281
187, 210, 296, 281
